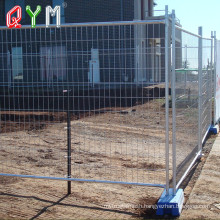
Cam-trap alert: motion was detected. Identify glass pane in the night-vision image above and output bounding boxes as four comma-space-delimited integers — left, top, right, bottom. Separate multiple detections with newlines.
12, 47, 23, 80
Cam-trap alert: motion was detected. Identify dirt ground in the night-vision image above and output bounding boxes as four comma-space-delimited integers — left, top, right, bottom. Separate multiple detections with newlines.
0, 136, 216, 219
0, 86, 216, 219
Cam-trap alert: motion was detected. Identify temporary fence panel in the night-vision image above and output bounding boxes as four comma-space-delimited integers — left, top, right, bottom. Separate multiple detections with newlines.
0, 19, 170, 189
200, 38, 212, 143
172, 11, 213, 190
171, 26, 199, 190
0, 10, 216, 199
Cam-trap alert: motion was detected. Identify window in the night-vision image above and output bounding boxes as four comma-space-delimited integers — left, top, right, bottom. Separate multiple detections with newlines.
40, 46, 67, 82
5, 0, 25, 19
52, 0, 65, 24
12, 47, 23, 80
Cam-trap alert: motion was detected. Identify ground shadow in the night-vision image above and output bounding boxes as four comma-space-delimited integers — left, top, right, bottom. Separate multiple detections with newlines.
0, 192, 137, 219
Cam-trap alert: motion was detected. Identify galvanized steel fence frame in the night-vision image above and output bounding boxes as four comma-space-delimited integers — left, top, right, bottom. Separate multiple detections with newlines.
0, 6, 215, 197
171, 10, 213, 193
0, 10, 171, 193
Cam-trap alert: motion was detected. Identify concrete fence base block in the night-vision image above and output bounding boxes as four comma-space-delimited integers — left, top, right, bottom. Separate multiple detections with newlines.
209, 125, 219, 134
156, 188, 184, 217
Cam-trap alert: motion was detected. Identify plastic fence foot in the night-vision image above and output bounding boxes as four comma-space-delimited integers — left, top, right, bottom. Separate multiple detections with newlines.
209, 125, 219, 134
156, 188, 184, 217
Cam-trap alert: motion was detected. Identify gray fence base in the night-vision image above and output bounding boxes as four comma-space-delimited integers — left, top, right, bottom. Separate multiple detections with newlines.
156, 188, 184, 216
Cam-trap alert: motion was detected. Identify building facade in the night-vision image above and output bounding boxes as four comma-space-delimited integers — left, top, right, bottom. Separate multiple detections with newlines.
0, 0, 168, 89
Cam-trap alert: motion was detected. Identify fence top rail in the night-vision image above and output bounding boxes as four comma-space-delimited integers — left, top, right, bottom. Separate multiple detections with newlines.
202, 37, 213, 41
175, 25, 212, 40
0, 19, 165, 30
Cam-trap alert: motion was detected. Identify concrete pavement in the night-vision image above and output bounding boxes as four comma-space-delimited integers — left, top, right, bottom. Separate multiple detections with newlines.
181, 134, 220, 219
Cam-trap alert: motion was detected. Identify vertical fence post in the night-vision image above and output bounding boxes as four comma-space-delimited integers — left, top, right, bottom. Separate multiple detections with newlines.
157, 9, 185, 213
165, 5, 170, 196
211, 31, 214, 124
184, 44, 188, 95
67, 93, 72, 195
210, 31, 215, 126
198, 27, 203, 154
213, 31, 217, 124
171, 10, 177, 195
